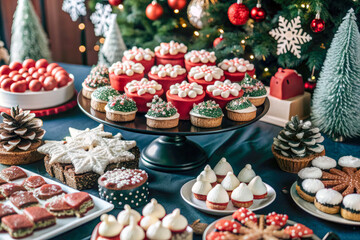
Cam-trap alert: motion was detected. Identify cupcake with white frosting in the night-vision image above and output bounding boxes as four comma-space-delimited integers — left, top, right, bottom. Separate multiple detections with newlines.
142, 199, 166, 219
191, 173, 212, 201
221, 172, 240, 197
314, 188, 343, 214
190, 100, 223, 128
105, 94, 137, 122
341, 194, 360, 221
248, 176, 267, 199
124, 78, 164, 112
166, 81, 205, 120
231, 183, 254, 208
206, 80, 244, 109
296, 179, 324, 202
90, 85, 120, 112
154, 41, 187, 67
109, 61, 145, 91
226, 97, 257, 122
140, 215, 159, 231
218, 58, 255, 82
82, 72, 110, 99
184, 50, 216, 71
120, 217, 145, 240
123, 47, 155, 74
240, 73, 267, 106
146, 221, 172, 240
213, 157, 233, 183
98, 214, 123, 238
200, 165, 217, 187
117, 204, 141, 226
188, 65, 224, 89
338, 156, 360, 168
145, 95, 179, 129
311, 156, 337, 171
237, 164, 256, 184
148, 64, 187, 94
296, 167, 322, 186
206, 184, 229, 210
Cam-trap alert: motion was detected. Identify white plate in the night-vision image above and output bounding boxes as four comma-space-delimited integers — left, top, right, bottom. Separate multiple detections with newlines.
290, 182, 360, 226
0, 167, 114, 240
180, 179, 276, 216
203, 215, 321, 240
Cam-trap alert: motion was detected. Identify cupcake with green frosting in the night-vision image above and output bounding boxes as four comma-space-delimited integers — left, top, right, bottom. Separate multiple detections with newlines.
226, 97, 257, 122
145, 95, 179, 129
82, 72, 110, 99
240, 73, 267, 106
190, 100, 223, 128
90, 64, 109, 78
91, 86, 120, 112
105, 94, 138, 122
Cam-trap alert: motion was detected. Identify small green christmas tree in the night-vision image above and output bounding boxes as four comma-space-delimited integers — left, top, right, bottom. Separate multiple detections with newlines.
10, 0, 51, 62
312, 9, 360, 140
98, 16, 126, 66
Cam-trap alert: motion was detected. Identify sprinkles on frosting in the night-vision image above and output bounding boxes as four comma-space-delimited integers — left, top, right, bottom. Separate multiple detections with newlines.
124, 47, 154, 61
169, 81, 204, 98
155, 41, 187, 56
226, 97, 253, 111
218, 58, 254, 73
92, 86, 119, 101
84, 74, 110, 88
150, 64, 186, 78
188, 65, 224, 82
146, 95, 178, 118
207, 80, 241, 98
90, 65, 109, 78
191, 100, 223, 118
126, 78, 162, 96
106, 94, 137, 112
240, 74, 267, 97
184, 50, 216, 63
100, 168, 147, 189
109, 61, 145, 76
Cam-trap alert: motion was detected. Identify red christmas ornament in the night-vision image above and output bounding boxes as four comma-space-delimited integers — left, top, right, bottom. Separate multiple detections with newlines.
213, 35, 224, 47
109, 0, 123, 6
250, 2, 266, 22
310, 12, 325, 33
228, 0, 249, 25
167, 0, 187, 10
146, 1, 164, 21
304, 81, 316, 91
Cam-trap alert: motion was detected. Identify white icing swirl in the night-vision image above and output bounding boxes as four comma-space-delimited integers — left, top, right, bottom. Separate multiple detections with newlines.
231, 183, 253, 202
218, 58, 254, 73
248, 176, 267, 196
206, 184, 229, 203
207, 80, 241, 98
221, 172, 240, 191
315, 189, 343, 205
342, 194, 360, 211
142, 199, 166, 219
188, 65, 224, 82
213, 157, 233, 176
169, 81, 203, 98
338, 156, 360, 168
155, 41, 187, 55
200, 165, 217, 183
297, 167, 322, 179
124, 46, 155, 61
99, 214, 123, 237
162, 209, 188, 231
109, 61, 145, 76
184, 50, 216, 63
311, 156, 337, 170
237, 164, 256, 183
117, 205, 141, 225
140, 215, 159, 231
146, 221, 172, 240
192, 173, 212, 195
301, 179, 324, 193
150, 64, 186, 78
126, 78, 162, 96
120, 217, 145, 240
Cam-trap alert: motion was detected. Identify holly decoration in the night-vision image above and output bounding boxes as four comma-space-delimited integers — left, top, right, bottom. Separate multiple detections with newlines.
250, 1, 266, 22
109, 0, 123, 6
213, 34, 223, 47
228, 0, 249, 26
146, 1, 164, 20
310, 12, 325, 33
168, 0, 187, 10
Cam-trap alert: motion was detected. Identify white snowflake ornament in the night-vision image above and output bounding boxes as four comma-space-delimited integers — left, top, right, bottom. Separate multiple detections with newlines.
269, 16, 312, 58
62, 0, 87, 22
90, 3, 116, 37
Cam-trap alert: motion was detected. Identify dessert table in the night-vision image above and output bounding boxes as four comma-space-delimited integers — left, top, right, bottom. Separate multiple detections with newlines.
6, 63, 359, 240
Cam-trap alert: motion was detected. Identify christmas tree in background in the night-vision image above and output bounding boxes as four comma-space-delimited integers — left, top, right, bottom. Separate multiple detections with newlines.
311, 9, 360, 140
98, 16, 127, 66
10, 0, 51, 62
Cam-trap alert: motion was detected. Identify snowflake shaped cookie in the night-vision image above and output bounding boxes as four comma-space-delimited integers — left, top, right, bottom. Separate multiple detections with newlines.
62, 0, 87, 22
269, 16, 312, 58
90, 3, 116, 36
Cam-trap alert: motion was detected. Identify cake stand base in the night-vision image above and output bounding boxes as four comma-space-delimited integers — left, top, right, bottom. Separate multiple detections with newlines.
141, 136, 207, 172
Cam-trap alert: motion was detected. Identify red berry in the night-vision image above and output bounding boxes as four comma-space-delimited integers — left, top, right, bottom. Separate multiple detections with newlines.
18, 68, 28, 74
39, 75, 46, 83
46, 63, 59, 73
32, 72, 40, 79
28, 67, 37, 75
55, 70, 68, 80
12, 74, 25, 81
35, 59, 49, 69
0, 75, 9, 82
22, 59, 36, 69
29, 80, 42, 92
51, 67, 64, 76
26, 76, 33, 82
43, 76, 56, 91
9, 62, 22, 71
9, 71, 18, 78
37, 67, 47, 75
1, 79, 14, 91
0, 65, 11, 75
22, 72, 29, 78
10, 81, 27, 92
56, 75, 69, 88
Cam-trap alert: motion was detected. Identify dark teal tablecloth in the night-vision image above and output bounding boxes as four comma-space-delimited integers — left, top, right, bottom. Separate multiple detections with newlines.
11, 63, 360, 240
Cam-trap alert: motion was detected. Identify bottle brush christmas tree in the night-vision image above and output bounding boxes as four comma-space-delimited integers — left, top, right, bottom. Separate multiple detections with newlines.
10, 0, 51, 62
311, 9, 360, 141
98, 16, 127, 66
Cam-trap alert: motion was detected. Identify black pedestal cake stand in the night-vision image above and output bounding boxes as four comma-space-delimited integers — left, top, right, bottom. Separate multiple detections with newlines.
77, 91, 270, 172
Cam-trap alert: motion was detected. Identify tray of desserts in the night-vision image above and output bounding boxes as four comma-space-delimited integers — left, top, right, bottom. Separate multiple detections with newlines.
0, 166, 114, 239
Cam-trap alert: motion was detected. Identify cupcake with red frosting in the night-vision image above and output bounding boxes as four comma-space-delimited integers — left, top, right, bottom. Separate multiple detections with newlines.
124, 78, 163, 112
109, 61, 145, 91
122, 47, 155, 74
184, 50, 216, 72
188, 65, 224, 89
218, 58, 255, 82
166, 81, 205, 120
148, 64, 187, 94
154, 41, 187, 67
206, 80, 243, 108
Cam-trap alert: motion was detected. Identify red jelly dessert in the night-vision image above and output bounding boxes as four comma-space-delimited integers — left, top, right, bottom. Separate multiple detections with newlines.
10, 191, 38, 209
109, 61, 145, 92
45, 196, 75, 218
184, 50, 216, 72
218, 58, 255, 82
22, 176, 46, 190
0, 183, 26, 198
124, 78, 164, 112
2, 214, 34, 239
206, 80, 244, 108
34, 184, 65, 200
166, 81, 205, 120
122, 47, 155, 74
1, 166, 27, 181
23, 206, 56, 230
154, 41, 187, 67
64, 192, 94, 217
148, 64, 187, 94
188, 65, 225, 89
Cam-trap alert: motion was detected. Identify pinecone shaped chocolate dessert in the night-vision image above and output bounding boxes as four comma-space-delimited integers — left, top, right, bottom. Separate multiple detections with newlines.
272, 116, 325, 173
0, 106, 45, 164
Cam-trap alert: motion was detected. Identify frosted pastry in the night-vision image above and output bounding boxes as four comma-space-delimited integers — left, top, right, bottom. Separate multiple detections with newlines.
231, 183, 254, 208
191, 173, 212, 201
206, 184, 229, 210
213, 157, 233, 183
247, 176, 267, 199
237, 164, 256, 183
